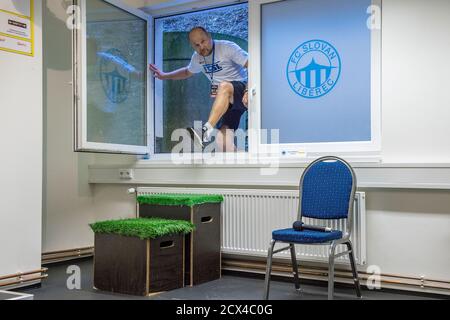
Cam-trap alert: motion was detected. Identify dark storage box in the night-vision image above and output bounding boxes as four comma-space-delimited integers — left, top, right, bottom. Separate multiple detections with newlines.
138, 194, 223, 286
94, 233, 184, 296
90, 218, 194, 296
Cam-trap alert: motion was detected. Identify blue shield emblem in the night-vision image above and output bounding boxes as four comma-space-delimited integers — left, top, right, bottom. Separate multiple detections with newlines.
287, 40, 341, 99
99, 48, 131, 105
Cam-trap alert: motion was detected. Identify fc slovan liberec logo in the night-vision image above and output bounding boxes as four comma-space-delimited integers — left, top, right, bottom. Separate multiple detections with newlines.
99, 48, 131, 104
287, 40, 341, 99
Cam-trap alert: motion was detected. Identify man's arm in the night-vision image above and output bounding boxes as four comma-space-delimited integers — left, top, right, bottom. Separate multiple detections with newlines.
149, 64, 193, 80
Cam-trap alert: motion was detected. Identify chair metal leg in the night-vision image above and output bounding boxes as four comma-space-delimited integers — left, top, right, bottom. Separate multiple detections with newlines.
346, 241, 362, 298
289, 244, 301, 291
328, 242, 337, 300
263, 239, 276, 300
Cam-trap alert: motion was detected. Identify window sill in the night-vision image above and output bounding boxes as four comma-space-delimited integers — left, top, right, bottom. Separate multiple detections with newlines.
90, 160, 450, 169
131, 152, 383, 168
89, 159, 450, 190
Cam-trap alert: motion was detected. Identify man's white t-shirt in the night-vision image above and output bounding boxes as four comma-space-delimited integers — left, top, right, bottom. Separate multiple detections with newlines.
187, 40, 248, 85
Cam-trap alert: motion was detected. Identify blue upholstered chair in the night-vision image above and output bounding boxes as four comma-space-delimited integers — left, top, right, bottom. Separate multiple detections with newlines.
263, 156, 362, 300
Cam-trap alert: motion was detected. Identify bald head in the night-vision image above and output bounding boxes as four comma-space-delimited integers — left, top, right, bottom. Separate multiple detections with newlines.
189, 27, 213, 57
189, 27, 210, 39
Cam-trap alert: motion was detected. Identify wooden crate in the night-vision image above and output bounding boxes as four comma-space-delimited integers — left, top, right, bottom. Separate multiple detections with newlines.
94, 233, 184, 296
139, 202, 221, 286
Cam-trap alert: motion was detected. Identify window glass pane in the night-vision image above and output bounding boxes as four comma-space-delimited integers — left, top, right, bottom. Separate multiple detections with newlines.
261, 0, 372, 144
154, 4, 248, 154
86, 0, 147, 146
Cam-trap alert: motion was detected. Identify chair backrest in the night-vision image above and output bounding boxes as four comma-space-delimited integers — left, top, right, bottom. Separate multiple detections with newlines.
298, 156, 356, 221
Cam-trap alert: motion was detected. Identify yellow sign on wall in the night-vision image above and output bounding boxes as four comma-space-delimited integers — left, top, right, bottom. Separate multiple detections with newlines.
0, 0, 34, 56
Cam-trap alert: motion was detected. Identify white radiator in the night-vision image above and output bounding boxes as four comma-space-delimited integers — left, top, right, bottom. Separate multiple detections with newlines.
137, 187, 367, 266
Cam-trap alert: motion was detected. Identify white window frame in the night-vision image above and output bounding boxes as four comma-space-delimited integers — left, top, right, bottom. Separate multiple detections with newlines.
148, 1, 249, 161
248, 0, 382, 161
73, 0, 154, 155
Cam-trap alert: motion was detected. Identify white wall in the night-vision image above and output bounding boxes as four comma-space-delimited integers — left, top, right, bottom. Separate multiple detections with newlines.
381, 0, 450, 163
43, 0, 90, 252
0, 1, 42, 277
42, 0, 450, 289
365, 189, 450, 280
42, 0, 137, 253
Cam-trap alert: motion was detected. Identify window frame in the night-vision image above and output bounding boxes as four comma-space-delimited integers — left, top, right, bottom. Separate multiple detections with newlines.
248, 0, 382, 160
73, 0, 154, 155
145, 0, 382, 162
72, 0, 381, 161
149, 1, 249, 161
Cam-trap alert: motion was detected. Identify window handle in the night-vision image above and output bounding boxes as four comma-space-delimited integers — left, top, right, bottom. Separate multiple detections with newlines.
249, 86, 257, 102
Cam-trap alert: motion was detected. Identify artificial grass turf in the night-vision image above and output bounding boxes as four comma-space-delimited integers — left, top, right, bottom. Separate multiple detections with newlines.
137, 194, 224, 207
90, 217, 195, 240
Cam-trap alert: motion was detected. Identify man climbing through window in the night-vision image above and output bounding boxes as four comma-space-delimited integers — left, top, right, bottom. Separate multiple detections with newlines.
149, 26, 249, 152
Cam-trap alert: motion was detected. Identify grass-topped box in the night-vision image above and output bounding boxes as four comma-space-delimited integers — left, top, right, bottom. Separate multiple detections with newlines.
137, 194, 224, 207
90, 217, 194, 296
138, 194, 224, 286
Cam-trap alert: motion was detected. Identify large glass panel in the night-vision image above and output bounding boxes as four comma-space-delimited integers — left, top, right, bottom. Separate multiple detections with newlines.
261, 0, 372, 144
154, 4, 248, 154
86, 0, 147, 146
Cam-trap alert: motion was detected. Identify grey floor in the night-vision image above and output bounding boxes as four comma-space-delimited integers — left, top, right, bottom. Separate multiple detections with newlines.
17, 258, 440, 300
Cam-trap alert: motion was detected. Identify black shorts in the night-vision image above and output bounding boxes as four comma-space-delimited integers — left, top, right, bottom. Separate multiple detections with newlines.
216, 81, 247, 131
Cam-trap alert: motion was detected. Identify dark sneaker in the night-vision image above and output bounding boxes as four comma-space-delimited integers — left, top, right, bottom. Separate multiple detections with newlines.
187, 127, 205, 149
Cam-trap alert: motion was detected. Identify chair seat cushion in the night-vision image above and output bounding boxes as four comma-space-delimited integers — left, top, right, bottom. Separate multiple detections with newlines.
272, 228, 343, 244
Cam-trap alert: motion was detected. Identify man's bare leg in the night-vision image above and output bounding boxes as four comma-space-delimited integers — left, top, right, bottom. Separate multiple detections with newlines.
223, 128, 236, 152
188, 81, 233, 148
207, 82, 234, 128
216, 126, 236, 152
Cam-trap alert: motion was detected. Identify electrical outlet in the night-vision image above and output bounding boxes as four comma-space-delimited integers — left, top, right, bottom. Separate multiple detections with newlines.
119, 169, 134, 180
